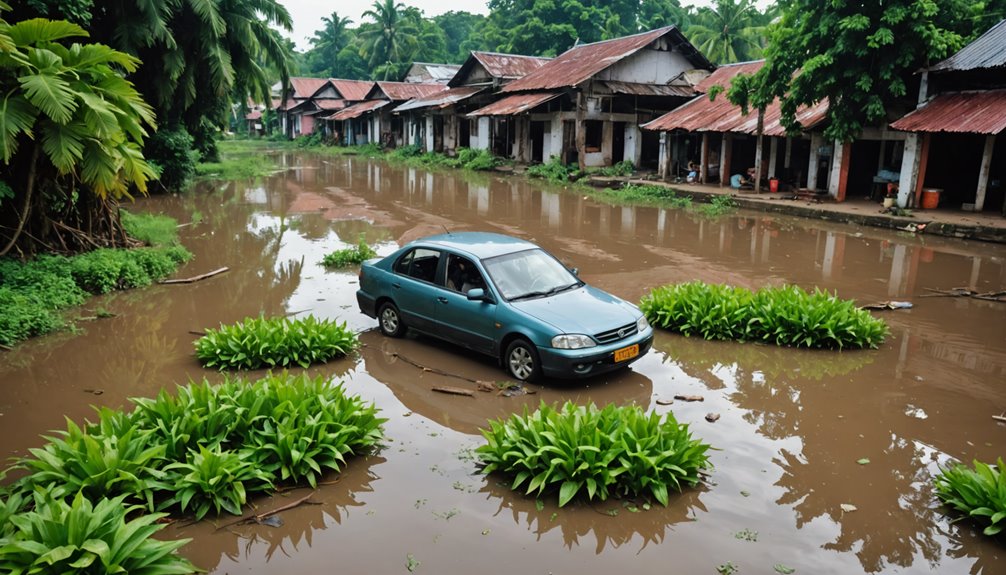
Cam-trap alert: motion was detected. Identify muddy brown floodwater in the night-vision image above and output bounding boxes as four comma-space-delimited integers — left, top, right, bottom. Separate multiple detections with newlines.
2, 150, 1005, 574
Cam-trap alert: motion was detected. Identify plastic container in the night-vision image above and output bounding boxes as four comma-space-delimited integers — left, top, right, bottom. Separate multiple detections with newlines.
921, 188, 942, 209
769, 178, 779, 193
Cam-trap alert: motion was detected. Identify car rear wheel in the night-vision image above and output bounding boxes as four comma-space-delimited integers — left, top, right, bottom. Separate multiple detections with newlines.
505, 339, 541, 382
378, 302, 406, 338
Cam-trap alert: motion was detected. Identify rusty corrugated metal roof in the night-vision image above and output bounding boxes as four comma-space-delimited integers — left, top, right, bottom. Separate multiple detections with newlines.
891, 90, 1006, 134
930, 19, 1006, 72
392, 87, 485, 113
502, 27, 713, 93
369, 82, 446, 101
604, 80, 696, 97
245, 110, 262, 120
327, 100, 390, 121
331, 80, 374, 101
289, 77, 328, 99
641, 61, 829, 135
467, 92, 561, 116
474, 52, 552, 79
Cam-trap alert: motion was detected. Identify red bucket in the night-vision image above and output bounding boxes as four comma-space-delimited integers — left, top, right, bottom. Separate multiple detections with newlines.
921, 188, 941, 209
769, 178, 779, 193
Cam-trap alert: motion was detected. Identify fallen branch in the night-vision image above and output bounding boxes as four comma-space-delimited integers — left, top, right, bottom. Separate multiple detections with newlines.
0, 343, 12, 352
391, 352, 481, 384
159, 266, 229, 285
921, 287, 1006, 303
993, 415, 1006, 423
188, 330, 207, 336
214, 491, 317, 532
860, 301, 913, 311
432, 386, 476, 397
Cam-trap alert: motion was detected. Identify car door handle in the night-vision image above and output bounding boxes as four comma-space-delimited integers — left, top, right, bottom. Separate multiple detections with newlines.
392, 283, 401, 289
437, 297, 448, 304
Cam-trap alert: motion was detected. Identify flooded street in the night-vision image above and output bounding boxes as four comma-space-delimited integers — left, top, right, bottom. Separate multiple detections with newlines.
2, 149, 1005, 574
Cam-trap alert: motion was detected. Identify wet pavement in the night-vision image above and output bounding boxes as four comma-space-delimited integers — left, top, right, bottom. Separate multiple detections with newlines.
1, 149, 1005, 574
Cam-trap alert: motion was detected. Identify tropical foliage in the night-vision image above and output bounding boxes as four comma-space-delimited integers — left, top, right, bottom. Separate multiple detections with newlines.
321, 236, 378, 268
194, 315, 359, 369
477, 401, 711, 507
640, 281, 889, 349
687, 0, 772, 64
935, 458, 1006, 537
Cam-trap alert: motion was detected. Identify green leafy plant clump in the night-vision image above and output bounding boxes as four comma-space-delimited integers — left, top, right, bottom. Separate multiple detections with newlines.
476, 401, 712, 507
195, 315, 359, 369
527, 156, 576, 183
935, 458, 1006, 537
322, 236, 378, 268
640, 281, 888, 349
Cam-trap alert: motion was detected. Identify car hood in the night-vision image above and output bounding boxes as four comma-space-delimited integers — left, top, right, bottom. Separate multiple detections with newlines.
510, 285, 640, 334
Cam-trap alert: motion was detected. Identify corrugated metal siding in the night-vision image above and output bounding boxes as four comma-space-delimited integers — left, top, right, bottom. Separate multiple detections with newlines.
467, 92, 561, 116
473, 52, 552, 79
392, 87, 484, 113
891, 90, 1006, 134
930, 19, 1006, 72
502, 27, 712, 93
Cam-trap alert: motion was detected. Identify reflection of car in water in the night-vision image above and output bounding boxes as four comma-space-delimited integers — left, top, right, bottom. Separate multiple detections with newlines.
358, 330, 655, 436
357, 232, 654, 382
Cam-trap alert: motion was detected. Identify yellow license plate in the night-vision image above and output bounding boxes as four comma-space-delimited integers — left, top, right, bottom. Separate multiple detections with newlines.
614, 344, 639, 362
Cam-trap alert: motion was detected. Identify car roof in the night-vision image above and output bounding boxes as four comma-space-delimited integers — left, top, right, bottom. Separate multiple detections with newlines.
413, 232, 538, 260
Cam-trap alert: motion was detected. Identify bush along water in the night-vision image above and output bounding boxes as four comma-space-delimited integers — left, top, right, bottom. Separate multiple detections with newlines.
934, 458, 1006, 537
322, 235, 378, 268
640, 281, 888, 349
476, 401, 711, 507
4, 372, 384, 532
194, 315, 359, 369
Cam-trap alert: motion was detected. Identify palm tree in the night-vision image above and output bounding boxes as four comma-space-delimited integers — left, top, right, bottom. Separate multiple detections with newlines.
359, 0, 418, 80
685, 0, 766, 64
308, 12, 353, 77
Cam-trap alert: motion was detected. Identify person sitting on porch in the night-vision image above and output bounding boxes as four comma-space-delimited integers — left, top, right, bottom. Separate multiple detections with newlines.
730, 168, 755, 189
686, 161, 699, 183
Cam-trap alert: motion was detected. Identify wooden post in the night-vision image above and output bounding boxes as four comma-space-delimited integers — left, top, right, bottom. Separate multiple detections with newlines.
914, 133, 931, 207
720, 134, 732, 187
575, 92, 586, 171
784, 137, 793, 169
700, 132, 709, 184
768, 137, 778, 178
975, 134, 995, 212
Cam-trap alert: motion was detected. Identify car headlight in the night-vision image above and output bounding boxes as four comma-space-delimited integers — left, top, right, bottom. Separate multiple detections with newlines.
551, 334, 596, 349
636, 315, 649, 332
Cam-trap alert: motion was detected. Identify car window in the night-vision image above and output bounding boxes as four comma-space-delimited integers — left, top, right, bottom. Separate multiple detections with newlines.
444, 254, 486, 293
398, 248, 440, 283
483, 248, 580, 300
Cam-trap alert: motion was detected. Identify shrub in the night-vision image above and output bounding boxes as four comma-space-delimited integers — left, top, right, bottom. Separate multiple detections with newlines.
69, 247, 192, 294
389, 144, 423, 158
322, 235, 378, 268
476, 401, 711, 507
527, 156, 574, 182
145, 126, 198, 193
640, 281, 888, 349
696, 193, 737, 216
935, 458, 1006, 537
457, 148, 500, 171
120, 210, 181, 246
194, 315, 359, 369
163, 445, 273, 520
595, 160, 634, 177
0, 491, 194, 575
294, 132, 324, 148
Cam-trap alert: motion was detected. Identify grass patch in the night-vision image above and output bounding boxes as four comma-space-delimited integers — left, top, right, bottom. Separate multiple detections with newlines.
0, 214, 191, 346
640, 281, 888, 349
695, 193, 737, 216
3, 372, 384, 571
322, 235, 378, 268
196, 154, 279, 179
194, 315, 358, 369
527, 156, 577, 183
935, 458, 1006, 537
476, 401, 711, 507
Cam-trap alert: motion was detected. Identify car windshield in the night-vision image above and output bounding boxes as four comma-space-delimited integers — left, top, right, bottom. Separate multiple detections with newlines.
482, 248, 581, 301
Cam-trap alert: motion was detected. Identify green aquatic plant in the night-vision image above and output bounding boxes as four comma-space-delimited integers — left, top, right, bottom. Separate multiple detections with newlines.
696, 193, 737, 217
194, 314, 358, 369
935, 458, 1006, 537
322, 235, 378, 268
476, 401, 711, 507
0, 491, 194, 575
640, 281, 888, 349
527, 156, 575, 182
163, 445, 273, 520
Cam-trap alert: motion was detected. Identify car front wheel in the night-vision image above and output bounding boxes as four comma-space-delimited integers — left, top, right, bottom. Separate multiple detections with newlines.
505, 339, 541, 382
378, 302, 406, 337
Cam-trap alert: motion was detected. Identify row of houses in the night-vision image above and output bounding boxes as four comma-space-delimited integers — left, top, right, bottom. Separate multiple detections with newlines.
256, 21, 1005, 215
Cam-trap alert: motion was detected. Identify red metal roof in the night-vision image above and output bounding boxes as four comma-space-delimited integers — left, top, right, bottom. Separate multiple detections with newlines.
502, 27, 712, 93
327, 100, 390, 121
473, 52, 552, 79
642, 60, 829, 135
331, 79, 374, 101
370, 81, 446, 101
467, 92, 561, 117
289, 77, 328, 99
392, 86, 485, 113
245, 110, 262, 120
890, 90, 1006, 134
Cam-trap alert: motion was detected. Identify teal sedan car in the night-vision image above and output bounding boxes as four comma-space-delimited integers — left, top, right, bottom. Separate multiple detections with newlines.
356, 232, 653, 382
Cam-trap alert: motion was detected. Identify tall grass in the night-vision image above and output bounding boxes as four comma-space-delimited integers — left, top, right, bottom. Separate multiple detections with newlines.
477, 401, 711, 507
640, 281, 888, 349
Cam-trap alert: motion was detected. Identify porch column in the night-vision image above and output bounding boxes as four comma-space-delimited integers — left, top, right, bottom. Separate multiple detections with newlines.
808, 132, 822, 190
719, 133, 733, 186
670, 133, 680, 178
626, 123, 642, 167
975, 134, 996, 212
898, 133, 924, 208
658, 132, 669, 179
425, 116, 434, 152
700, 133, 710, 184
575, 92, 586, 170
828, 140, 851, 202
768, 137, 779, 178
784, 137, 793, 169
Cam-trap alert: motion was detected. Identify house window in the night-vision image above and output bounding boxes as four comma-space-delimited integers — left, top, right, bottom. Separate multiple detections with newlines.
585, 120, 602, 152
471, 118, 479, 137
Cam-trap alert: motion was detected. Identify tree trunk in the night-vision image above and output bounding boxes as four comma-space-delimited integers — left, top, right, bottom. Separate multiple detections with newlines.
754, 108, 765, 193
0, 144, 40, 258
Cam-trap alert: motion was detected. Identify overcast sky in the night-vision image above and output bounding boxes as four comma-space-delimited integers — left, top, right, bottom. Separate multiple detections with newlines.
280, 1, 775, 51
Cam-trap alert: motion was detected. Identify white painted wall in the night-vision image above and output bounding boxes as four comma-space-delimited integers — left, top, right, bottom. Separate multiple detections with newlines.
599, 48, 695, 84
471, 117, 490, 150
425, 116, 434, 152
625, 123, 642, 166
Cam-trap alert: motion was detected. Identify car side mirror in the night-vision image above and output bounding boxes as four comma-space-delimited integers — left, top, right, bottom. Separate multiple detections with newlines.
570, 267, 579, 277
466, 288, 489, 302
